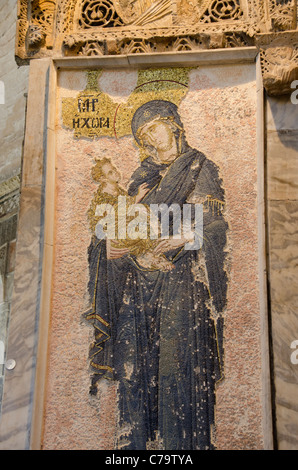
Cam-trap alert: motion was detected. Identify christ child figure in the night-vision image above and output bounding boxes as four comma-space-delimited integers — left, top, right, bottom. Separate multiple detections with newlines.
88, 157, 174, 272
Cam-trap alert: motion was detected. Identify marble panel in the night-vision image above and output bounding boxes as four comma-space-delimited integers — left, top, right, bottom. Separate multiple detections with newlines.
0, 187, 44, 449
266, 95, 298, 132
0, 57, 50, 449
267, 200, 298, 450
16, 186, 44, 257
0, 252, 42, 449
267, 130, 298, 201
0, 215, 18, 248
0, 0, 28, 183
21, 59, 51, 188
6, 241, 16, 274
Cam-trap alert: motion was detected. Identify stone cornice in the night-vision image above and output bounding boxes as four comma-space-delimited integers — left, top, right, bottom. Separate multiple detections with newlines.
15, 1, 298, 95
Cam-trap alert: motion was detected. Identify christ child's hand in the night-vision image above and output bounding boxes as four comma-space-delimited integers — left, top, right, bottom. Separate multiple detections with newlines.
135, 183, 150, 203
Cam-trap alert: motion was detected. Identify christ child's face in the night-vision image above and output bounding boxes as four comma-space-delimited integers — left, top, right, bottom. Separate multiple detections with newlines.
101, 162, 121, 184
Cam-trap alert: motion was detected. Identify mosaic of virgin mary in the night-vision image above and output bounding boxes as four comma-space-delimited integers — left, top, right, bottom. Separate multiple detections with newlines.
84, 100, 228, 450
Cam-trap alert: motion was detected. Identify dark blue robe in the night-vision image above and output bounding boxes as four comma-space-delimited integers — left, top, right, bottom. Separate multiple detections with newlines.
84, 145, 228, 450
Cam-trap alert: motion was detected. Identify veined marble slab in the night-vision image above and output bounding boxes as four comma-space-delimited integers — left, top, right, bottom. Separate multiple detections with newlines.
266, 95, 298, 132
267, 200, 298, 450
267, 130, 298, 201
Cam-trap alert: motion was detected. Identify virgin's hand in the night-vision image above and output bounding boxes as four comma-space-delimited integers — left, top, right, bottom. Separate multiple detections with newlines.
153, 237, 186, 255
106, 239, 130, 259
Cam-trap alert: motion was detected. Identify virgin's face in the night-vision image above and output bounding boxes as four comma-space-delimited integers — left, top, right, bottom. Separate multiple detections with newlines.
139, 120, 175, 157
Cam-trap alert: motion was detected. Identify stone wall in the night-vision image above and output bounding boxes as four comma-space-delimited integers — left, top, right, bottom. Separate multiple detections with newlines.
0, 0, 28, 414
0, 0, 297, 451
266, 94, 298, 449
0, 0, 28, 184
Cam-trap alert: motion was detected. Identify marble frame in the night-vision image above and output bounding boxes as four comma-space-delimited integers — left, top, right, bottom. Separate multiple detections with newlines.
0, 47, 273, 450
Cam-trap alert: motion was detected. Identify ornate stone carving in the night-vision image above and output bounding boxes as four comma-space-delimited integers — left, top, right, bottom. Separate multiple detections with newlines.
15, 0, 298, 95
269, 0, 297, 32
16, 0, 30, 61
27, 24, 47, 47
257, 31, 298, 95
200, 0, 244, 22
16, 0, 254, 60
28, 0, 56, 51
77, 0, 125, 28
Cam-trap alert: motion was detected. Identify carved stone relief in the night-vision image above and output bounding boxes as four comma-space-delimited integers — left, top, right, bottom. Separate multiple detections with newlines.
26, 0, 56, 52
257, 31, 298, 95
15, 0, 298, 95
268, 0, 297, 32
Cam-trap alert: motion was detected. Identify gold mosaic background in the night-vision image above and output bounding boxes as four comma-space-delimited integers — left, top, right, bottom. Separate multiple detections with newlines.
62, 68, 192, 139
